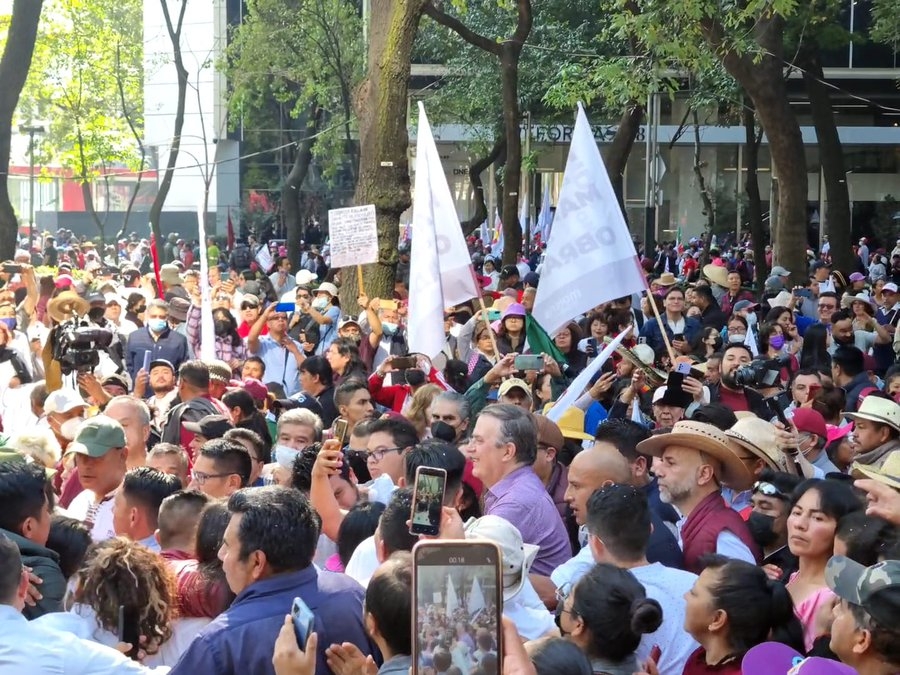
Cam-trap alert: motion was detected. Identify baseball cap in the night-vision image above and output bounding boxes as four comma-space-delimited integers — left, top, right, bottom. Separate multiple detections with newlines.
338, 317, 361, 331
523, 271, 540, 287
230, 377, 268, 403
849, 272, 866, 282
499, 264, 519, 279
44, 389, 88, 415
183, 414, 234, 439
826, 555, 900, 626
770, 265, 791, 277
464, 515, 539, 601
742, 642, 855, 675
812, 260, 831, 271
883, 282, 898, 294
791, 407, 827, 440
64, 416, 127, 458
149, 359, 175, 374
498, 378, 532, 400
295, 269, 317, 286
733, 299, 759, 313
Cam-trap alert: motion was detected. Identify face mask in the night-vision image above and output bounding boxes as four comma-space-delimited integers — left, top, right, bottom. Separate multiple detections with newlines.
148, 318, 168, 333
405, 369, 426, 387
746, 511, 779, 548
274, 444, 300, 470
746, 313, 758, 326
214, 320, 231, 336
0, 317, 16, 331
381, 321, 398, 336
728, 333, 745, 344
88, 307, 106, 324
312, 297, 329, 311
431, 420, 457, 443
59, 417, 84, 441
769, 335, 785, 350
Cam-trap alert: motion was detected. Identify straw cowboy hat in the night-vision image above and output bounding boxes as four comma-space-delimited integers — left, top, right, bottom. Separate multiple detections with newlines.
636, 420, 754, 491
725, 417, 797, 475
656, 272, 678, 287
47, 290, 89, 324
851, 453, 900, 491
846, 396, 900, 434
702, 264, 730, 288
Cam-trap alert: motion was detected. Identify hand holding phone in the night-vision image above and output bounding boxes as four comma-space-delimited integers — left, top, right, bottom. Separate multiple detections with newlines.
117, 605, 140, 660
142, 350, 152, 373
291, 596, 315, 651
514, 354, 544, 371
409, 466, 447, 536
391, 355, 418, 370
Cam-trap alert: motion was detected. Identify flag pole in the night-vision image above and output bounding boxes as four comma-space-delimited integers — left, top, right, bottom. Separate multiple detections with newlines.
356, 264, 366, 297
645, 282, 678, 365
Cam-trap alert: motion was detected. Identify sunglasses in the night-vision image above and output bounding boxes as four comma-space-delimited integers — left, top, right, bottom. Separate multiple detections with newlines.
240, 302, 259, 310
752, 481, 787, 500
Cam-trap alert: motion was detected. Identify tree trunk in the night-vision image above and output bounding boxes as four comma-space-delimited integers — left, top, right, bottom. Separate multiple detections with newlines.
800, 49, 852, 271
0, 0, 44, 260
604, 102, 644, 217
498, 42, 524, 266
691, 109, 716, 234
147, 0, 189, 257
460, 134, 505, 237
342, 0, 426, 311
284, 105, 323, 268
710, 15, 808, 286
744, 100, 768, 295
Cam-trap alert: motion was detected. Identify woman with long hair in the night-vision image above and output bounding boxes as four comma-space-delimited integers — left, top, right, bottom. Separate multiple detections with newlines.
692, 326, 723, 360
558, 563, 662, 675
764, 306, 802, 355
496, 303, 527, 355
554, 322, 587, 376
798, 323, 832, 372
35, 537, 181, 665
222, 389, 273, 448
404, 383, 443, 438
785, 478, 863, 652
466, 320, 498, 386
187, 305, 247, 375
849, 295, 876, 333
757, 322, 798, 386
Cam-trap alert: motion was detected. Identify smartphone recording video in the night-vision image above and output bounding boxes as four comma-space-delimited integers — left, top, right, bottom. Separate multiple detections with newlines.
409, 467, 447, 536
413, 541, 503, 674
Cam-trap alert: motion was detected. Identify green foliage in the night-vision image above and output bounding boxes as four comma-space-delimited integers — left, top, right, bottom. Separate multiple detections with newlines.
225, 0, 364, 182
17, 0, 144, 182
870, 0, 900, 45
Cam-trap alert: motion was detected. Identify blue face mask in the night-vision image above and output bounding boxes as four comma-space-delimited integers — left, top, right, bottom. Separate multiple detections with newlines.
0, 318, 16, 331
274, 444, 300, 470
381, 321, 398, 336
148, 318, 168, 333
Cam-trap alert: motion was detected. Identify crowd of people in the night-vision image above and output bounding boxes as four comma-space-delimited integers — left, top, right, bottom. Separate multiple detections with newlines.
0, 228, 899, 675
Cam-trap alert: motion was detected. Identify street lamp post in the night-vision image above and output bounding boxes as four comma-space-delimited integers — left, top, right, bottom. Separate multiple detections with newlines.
18, 124, 45, 254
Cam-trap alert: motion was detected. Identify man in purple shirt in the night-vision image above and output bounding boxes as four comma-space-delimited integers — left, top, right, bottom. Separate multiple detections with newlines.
467, 403, 572, 575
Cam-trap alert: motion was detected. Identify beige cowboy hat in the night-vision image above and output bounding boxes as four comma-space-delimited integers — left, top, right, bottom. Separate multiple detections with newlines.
656, 272, 678, 287
725, 417, 797, 476
851, 453, 900, 491
845, 396, 900, 435
47, 290, 90, 324
703, 264, 730, 288
768, 291, 794, 309
636, 420, 754, 491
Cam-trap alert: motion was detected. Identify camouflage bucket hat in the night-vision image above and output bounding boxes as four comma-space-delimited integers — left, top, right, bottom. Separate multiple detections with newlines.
825, 555, 900, 626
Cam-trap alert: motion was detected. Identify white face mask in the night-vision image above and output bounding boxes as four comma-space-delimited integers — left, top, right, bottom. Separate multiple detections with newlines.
274, 444, 300, 470
60, 417, 84, 441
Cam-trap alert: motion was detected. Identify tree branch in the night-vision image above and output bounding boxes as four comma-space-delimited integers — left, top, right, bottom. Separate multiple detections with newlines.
423, 1, 499, 54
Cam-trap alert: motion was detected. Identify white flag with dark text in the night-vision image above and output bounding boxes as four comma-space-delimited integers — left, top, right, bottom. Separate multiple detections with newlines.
532, 104, 645, 336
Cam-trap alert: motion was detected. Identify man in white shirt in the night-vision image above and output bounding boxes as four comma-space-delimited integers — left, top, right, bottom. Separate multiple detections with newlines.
0, 535, 165, 673
65, 416, 129, 542
585, 484, 698, 675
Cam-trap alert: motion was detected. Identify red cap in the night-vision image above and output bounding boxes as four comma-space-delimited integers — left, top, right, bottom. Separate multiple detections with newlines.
826, 423, 853, 445
463, 459, 483, 499
792, 407, 827, 440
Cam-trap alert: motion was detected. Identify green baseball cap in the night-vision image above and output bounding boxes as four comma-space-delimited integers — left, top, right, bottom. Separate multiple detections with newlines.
826, 555, 900, 626
64, 415, 127, 458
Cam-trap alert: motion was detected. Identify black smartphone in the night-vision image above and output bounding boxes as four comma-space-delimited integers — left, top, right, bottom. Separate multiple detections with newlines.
413, 541, 503, 669
672, 333, 684, 342
117, 605, 140, 660
2, 263, 22, 274
392, 355, 417, 370
291, 596, 315, 651
409, 466, 447, 536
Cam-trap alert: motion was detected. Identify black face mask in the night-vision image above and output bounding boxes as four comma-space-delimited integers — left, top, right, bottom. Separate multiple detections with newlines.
214, 320, 231, 336
88, 307, 106, 324
405, 369, 426, 387
747, 511, 780, 548
431, 420, 458, 443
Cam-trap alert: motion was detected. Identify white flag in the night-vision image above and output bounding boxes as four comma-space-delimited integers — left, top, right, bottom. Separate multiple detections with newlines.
519, 195, 528, 235
468, 576, 486, 618
409, 102, 480, 358
546, 326, 632, 423
446, 575, 459, 618
196, 205, 216, 362
537, 190, 552, 242
532, 104, 646, 336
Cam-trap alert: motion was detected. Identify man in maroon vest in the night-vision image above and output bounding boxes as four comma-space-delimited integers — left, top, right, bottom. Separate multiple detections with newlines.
637, 420, 761, 574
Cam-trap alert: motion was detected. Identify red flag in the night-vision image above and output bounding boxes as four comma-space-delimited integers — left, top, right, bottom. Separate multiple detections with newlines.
227, 208, 235, 251
149, 236, 163, 299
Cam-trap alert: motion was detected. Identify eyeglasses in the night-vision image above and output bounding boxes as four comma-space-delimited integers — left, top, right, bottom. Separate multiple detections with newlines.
818, 303, 837, 310
555, 582, 572, 604
364, 446, 405, 463
752, 481, 786, 499
191, 470, 233, 485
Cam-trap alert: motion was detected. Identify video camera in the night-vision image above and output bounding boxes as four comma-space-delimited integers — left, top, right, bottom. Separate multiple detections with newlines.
51, 319, 114, 375
732, 355, 790, 389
